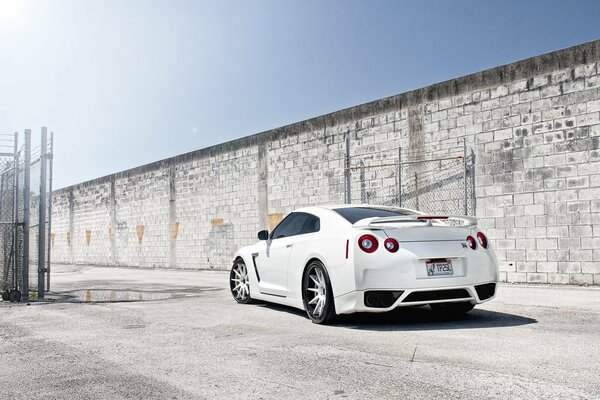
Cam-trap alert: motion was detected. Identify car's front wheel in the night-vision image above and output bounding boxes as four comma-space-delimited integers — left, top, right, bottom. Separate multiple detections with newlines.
302, 260, 335, 324
430, 301, 475, 315
230, 258, 252, 304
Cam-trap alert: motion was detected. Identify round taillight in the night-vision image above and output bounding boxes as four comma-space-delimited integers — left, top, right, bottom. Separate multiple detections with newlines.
476, 232, 488, 249
466, 235, 477, 250
358, 234, 378, 253
383, 238, 399, 253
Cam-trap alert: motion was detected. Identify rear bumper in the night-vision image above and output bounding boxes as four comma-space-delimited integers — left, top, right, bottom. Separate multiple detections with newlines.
332, 233, 500, 314
334, 282, 497, 314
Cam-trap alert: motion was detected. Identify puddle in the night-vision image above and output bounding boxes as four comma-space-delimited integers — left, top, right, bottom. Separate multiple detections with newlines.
48, 287, 221, 303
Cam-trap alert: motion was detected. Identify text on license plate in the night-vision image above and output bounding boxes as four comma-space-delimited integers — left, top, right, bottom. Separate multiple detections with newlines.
426, 260, 453, 276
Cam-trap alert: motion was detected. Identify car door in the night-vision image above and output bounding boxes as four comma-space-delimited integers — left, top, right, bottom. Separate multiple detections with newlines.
285, 214, 321, 299
255, 212, 312, 297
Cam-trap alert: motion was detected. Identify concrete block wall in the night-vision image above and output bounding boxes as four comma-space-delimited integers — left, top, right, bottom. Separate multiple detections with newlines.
51, 40, 600, 285
52, 147, 262, 270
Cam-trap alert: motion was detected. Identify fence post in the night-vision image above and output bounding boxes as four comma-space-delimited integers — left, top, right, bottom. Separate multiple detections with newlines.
463, 137, 468, 215
38, 127, 47, 300
359, 160, 366, 204
22, 130, 31, 300
344, 131, 350, 204
46, 132, 53, 292
0, 174, 6, 292
398, 147, 402, 207
415, 171, 419, 211
470, 148, 476, 216
12, 132, 18, 291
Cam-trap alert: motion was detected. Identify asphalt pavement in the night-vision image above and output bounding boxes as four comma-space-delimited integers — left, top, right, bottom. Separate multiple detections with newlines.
0, 264, 599, 399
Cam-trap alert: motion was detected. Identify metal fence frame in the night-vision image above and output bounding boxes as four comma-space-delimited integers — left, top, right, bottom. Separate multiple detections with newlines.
0, 127, 53, 302
0, 132, 20, 299
343, 136, 475, 216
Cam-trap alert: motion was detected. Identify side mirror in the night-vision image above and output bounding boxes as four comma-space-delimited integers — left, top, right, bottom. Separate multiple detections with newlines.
257, 230, 269, 240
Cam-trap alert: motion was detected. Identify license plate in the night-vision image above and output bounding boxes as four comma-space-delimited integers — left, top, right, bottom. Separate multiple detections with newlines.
426, 260, 453, 276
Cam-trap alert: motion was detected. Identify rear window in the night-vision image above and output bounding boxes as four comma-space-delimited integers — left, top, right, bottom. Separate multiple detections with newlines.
333, 207, 413, 224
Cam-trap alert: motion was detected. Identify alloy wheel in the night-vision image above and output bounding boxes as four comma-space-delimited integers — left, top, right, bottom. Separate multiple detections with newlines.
230, 260, 250, 302
306, 266, 327, 317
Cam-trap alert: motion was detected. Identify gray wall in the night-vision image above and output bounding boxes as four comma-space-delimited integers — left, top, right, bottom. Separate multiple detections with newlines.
52, 40, 600, 285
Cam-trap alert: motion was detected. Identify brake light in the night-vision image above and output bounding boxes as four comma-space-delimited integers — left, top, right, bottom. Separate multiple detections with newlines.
358, 234, 378, 253
477, 232, 488, 249
383, 238, 399, 253
466, 235, 477, 250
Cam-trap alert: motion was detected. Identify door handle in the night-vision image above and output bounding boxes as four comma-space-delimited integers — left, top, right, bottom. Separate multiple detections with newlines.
286, 244, 293, 248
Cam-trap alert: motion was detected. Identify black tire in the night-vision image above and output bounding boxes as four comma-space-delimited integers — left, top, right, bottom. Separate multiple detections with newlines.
1, 291, 9, 301
430, 301, 475, 315
302, 260, 335, 324
230, 258, 252, 304
9, 289, 21, 303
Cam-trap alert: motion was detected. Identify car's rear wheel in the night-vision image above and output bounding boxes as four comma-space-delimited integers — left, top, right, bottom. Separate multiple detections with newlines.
230, 259, 252, 304
302, 260, 335, 324
430, 301, 475, 315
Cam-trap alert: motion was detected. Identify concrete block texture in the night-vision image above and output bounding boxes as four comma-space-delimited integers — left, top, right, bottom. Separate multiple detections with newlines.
50, 39, 600, 284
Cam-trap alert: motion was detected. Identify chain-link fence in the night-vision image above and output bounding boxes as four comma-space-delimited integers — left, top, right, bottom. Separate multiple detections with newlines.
347, 160, 400, 206
0, 133, 19, 298
0, 128, 53, 302
344, 137, 475, 216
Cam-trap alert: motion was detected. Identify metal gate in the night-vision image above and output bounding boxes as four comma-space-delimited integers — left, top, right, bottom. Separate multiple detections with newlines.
344, 137, 475, 216
0, 128, 53, 302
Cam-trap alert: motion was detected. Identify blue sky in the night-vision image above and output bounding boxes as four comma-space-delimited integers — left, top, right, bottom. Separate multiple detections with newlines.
1, 0, 600, 188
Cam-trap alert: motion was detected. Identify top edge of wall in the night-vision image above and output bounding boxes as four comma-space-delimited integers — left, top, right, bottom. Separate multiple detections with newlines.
56, 38, 600, 195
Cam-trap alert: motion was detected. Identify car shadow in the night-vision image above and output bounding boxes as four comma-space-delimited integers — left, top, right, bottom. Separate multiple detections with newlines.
257, 303, 537, 331
336, 307, 537, 331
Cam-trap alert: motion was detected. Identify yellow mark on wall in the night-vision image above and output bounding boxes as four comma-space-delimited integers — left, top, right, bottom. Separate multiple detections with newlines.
268, 213, 284, 231
85, 230, 92, 246
67, 232, 72, 247
211, 218, 223, 227
109, 227, 115, 241
85, 290, 91, 302
51, 233, 55, 247
136, 224, 145, 244
170, 221, 180, 240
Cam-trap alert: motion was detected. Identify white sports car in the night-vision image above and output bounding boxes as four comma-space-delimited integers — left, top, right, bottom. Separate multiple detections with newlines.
230, 205, 498, 324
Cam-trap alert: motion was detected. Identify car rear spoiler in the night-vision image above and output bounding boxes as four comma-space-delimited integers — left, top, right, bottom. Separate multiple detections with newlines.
352, 215, 478, 229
